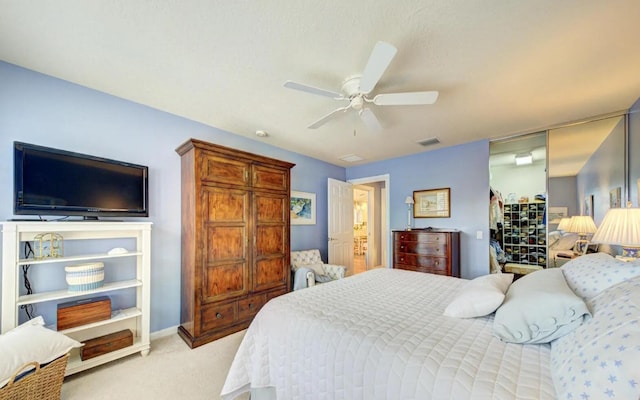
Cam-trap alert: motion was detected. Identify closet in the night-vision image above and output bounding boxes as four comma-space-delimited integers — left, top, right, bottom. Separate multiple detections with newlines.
176, 139, 294, 348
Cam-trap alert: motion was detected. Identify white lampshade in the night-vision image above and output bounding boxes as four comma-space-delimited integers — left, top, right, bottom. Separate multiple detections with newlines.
556, 217, 572, 231
566, 215, 597, 236
405, 196, 414, 205
591, 207, 640, 257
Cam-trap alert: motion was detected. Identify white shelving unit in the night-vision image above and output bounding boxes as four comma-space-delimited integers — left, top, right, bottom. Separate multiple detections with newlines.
1, 221, 151, 375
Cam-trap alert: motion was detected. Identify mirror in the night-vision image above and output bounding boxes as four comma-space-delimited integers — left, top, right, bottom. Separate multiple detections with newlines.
547, 114, 626, 266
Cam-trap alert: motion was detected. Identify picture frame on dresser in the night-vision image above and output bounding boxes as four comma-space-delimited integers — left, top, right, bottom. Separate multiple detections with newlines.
413, 188, 450, 218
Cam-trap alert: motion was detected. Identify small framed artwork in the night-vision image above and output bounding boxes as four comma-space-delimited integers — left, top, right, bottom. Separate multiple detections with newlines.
610, 187, 621, 208
413, 188, 451, 218
290, 191, 316, 225
548, 206, 569, 223
584, 194, 594, 218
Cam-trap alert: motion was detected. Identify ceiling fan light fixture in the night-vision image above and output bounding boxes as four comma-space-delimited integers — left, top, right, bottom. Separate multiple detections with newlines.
515, 152, 533, 166
255, 130, 269, 137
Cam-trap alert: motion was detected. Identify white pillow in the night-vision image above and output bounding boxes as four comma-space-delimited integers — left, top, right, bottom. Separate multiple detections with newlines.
550, 275, 640, 399
562, 252, 640, 301
305, 263, 326, 276
493, 268, 590, 344
443, 273, 514, 318
0, 316, 82, 387
549, 232, 579, 250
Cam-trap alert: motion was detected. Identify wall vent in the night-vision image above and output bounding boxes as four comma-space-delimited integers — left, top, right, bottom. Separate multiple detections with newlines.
417, 137, 441, 147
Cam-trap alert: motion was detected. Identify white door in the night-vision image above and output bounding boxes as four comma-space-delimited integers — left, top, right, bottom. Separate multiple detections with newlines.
328, 178, 354, 274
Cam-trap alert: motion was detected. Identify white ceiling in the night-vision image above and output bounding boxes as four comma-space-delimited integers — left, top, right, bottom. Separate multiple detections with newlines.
2, 1, 640, 167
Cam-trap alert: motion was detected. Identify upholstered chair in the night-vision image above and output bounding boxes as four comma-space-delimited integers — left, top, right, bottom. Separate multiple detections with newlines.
290, 249, 346, 290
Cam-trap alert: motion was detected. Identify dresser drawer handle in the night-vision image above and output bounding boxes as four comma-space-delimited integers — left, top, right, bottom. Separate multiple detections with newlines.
400, 245, 405, 250
248, 303, 254, 309
399, 257, 405, 262
216, 312, 223, 319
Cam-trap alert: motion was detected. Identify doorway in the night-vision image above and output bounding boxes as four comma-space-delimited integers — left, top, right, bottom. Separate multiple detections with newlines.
349, 175, 390, 272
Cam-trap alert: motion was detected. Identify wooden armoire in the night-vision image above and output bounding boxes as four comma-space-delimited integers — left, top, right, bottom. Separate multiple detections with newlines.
175, 139, 295, 348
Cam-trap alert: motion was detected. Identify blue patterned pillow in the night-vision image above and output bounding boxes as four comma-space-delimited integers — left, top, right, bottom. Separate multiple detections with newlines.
561, 252, 640, 301
550, 276, 640, 399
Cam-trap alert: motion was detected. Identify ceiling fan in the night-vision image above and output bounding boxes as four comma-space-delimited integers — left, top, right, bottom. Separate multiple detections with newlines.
284, 41, 439, 131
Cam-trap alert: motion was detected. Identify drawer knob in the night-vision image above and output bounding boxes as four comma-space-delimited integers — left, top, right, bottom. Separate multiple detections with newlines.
400, 245, 405, 250
216, 313, 223, 319
248, 303, 254, 309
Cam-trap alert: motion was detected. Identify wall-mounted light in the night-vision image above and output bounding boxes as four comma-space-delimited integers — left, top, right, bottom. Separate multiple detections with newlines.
405, 196, 414, 231
514, 152, 533, 166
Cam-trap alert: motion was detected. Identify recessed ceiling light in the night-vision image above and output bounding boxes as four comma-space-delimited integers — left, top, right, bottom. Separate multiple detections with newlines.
339, 154, 364, 162
255, 130, 269, 137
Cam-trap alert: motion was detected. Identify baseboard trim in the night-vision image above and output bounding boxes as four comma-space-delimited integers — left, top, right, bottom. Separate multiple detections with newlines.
150, 325, 179, 341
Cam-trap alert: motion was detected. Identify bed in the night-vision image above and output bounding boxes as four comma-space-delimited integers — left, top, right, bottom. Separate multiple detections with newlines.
221, 255, 640, 400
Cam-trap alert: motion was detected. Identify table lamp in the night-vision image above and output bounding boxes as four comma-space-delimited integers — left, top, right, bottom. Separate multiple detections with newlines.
567, 215, 597, 254
405, 196, 414, 231
556, 217, 572, 232
591, 203, 640, 260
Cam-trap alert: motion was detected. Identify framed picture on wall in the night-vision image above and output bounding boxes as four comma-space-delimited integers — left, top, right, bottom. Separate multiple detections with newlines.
548, 207, 568, 223
290, 191, 316, 225
610, 187, 621, 208
584, 194, 594, 218
413, 188, 451, 218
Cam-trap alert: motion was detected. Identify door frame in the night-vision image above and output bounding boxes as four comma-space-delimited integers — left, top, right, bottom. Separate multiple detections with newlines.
348, 174, 391, 268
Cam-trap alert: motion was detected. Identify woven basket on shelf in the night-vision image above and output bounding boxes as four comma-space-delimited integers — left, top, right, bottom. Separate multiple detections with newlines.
0, 353, 69, 400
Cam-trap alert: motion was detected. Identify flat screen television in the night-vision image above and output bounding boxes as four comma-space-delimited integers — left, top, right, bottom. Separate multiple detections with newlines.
14, 141, 149, 219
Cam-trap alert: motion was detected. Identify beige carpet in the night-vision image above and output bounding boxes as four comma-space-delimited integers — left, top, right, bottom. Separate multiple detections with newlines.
61, 330, 249, 400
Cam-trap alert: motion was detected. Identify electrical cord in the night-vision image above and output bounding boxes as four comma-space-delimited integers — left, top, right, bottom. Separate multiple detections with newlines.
20, 241, 35, 319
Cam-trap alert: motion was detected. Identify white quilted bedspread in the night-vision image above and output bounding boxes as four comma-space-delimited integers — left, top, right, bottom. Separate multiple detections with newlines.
221, 268, 555, 400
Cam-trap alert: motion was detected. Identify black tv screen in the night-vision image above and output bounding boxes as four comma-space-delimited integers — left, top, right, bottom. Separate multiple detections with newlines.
14, 141, 149, 218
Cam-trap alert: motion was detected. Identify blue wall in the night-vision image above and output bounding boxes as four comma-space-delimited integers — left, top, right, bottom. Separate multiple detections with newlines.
0, 61, 345, 332
346, 140, 491, 279
576, 117, 626, 224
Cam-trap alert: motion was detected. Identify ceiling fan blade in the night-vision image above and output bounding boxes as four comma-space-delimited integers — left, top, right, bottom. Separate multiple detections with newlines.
359, 107, 383, 132
284, 80, 343, 99
359, 41, 397, 95
373, 91, 439, 106
308, 106, 350, 129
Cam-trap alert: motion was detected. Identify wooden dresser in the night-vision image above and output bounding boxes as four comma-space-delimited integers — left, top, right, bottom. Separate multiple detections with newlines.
393, 229, 461, 277
176, 139, 295, 348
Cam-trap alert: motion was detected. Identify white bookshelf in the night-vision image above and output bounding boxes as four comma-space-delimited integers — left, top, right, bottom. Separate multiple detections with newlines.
1, 221, 152, 375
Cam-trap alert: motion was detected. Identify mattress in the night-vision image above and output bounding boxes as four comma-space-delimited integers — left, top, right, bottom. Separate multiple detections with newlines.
221, 268, 555, 399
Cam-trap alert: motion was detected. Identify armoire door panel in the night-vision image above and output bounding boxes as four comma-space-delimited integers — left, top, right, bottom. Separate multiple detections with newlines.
255, 195, 286, 223
252, 165, 288, 191
255, 226, 285, 256
201, 154, 250, 186
254, 256, 286, 291
206, 226, 247, 261
202, 263, 248, 302
204, 188, 249, 223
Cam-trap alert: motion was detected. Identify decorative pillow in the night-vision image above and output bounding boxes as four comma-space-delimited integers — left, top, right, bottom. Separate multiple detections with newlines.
305, 263, 326, 276
561, 252, 640, 301
549, 232, 579, 250
443, 273, 514, 318
548, 230, 562, 247
493, 268, 590, 344
0, 316, 82, 387
550, 275, 640, 400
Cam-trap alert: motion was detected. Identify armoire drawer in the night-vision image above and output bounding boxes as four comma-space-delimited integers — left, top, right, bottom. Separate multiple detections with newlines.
201, 302, 238, 332
238, 294, 266, 320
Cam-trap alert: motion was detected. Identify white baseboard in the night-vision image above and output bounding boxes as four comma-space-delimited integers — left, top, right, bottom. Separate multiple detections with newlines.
150, 325, 179, 341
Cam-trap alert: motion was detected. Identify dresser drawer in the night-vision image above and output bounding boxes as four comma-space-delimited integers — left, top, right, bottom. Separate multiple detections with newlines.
238, 294, 266, 320
395, 231, 448, 243
395, 253, 448, 272
201, 302, 238, 332
395, 242, 448, 257
395, 263, 449, 275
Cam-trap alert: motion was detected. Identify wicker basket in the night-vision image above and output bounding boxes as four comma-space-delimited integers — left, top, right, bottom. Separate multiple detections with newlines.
65, 262, 105, 292
0, 353, 69, 400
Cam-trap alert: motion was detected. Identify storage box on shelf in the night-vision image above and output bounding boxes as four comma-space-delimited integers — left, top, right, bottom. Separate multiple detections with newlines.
0, 221, 151, 376
502, 201, 547, 267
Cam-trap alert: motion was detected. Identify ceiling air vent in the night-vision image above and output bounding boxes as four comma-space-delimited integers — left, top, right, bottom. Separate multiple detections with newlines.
417, 137, 441, 147
339, 154, 364, 163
